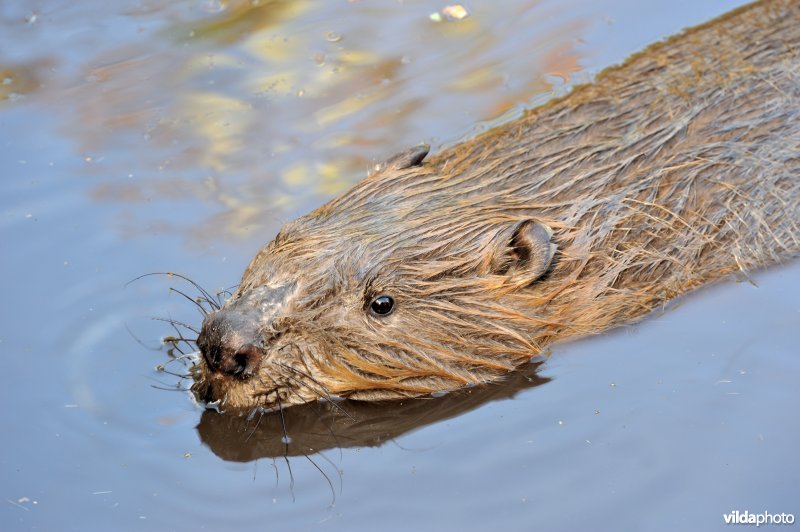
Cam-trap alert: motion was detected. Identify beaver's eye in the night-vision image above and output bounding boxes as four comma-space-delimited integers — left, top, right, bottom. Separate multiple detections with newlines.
369, 295, 395, 316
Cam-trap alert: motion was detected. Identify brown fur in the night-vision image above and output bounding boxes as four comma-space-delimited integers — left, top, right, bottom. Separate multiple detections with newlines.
192, 0, 800, 410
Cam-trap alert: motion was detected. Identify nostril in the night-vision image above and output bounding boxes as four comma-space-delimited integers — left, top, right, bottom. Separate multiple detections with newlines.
232, 344, 265, 377
208, 343, 265, 377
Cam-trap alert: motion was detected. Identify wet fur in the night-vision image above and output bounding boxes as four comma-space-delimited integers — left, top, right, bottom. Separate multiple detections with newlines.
193, 0, 800, 410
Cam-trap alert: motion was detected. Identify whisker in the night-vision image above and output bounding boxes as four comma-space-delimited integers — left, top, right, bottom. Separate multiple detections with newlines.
276, 364, 355, 422
161, 352, 196, 365
222, 284, 239, 299
315, 451, 344, 491
126, 272, 221, 311
245, 409, 265, 443
168, 287, 209, 316
149, 383, 191, 392
162, 335, 198, 355
303, 453, 337, 507
276, 396, 291, 449
286, 388, 345, 457
162, 321, 198, 357
125, 324, 161, 351
152, 316, 200, 335
162, 335, 197, 345
154, 365, 193, 379
165, 340, 187, 357
216, 284, 238, 308
276, 397, 296, 503
271, 457, 279, 488
169, 317, 200, 339
131, 272, 220, 310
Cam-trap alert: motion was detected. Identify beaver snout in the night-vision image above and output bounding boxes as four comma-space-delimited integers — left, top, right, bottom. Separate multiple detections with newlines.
196, 282, 296, 378
197, 313, 267, 378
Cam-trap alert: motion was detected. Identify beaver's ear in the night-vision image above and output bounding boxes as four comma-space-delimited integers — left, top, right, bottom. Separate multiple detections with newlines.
493, 220, 557, 283
381, 144, 430, 171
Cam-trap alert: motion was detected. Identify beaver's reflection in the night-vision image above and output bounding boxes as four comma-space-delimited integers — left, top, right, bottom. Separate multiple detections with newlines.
197, 360, 549, 461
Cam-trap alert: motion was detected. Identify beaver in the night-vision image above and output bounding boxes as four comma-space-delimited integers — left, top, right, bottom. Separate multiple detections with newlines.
191, 0, 800, 411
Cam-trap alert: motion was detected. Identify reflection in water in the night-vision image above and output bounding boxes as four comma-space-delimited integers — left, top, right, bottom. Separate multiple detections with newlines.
163, 0, 303, 46
0, 62, 45, 101
196, 360, 549, 461
3, 0, 590, 246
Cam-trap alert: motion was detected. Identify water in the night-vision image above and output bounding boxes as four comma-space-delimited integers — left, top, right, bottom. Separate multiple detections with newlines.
2, 0, 797, 530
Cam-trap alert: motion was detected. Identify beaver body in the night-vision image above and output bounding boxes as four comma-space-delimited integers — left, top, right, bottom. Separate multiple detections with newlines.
192, 0, 800, 410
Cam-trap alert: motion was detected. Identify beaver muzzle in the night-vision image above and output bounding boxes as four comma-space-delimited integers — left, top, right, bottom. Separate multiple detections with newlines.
196, 282, 296, 379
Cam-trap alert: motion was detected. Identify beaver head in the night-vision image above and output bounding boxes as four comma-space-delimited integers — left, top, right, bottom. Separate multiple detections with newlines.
192, 145, 558, 410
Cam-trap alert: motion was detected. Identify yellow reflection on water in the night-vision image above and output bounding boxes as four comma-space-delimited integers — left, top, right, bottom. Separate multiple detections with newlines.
5, 0, 591, 247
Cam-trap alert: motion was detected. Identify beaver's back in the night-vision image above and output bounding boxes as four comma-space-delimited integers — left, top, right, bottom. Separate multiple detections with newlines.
319, 0, 800, 342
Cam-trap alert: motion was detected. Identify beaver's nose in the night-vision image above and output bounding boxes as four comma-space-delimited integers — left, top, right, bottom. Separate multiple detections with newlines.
196, 314, 266, 378
195, 282, 295, 378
